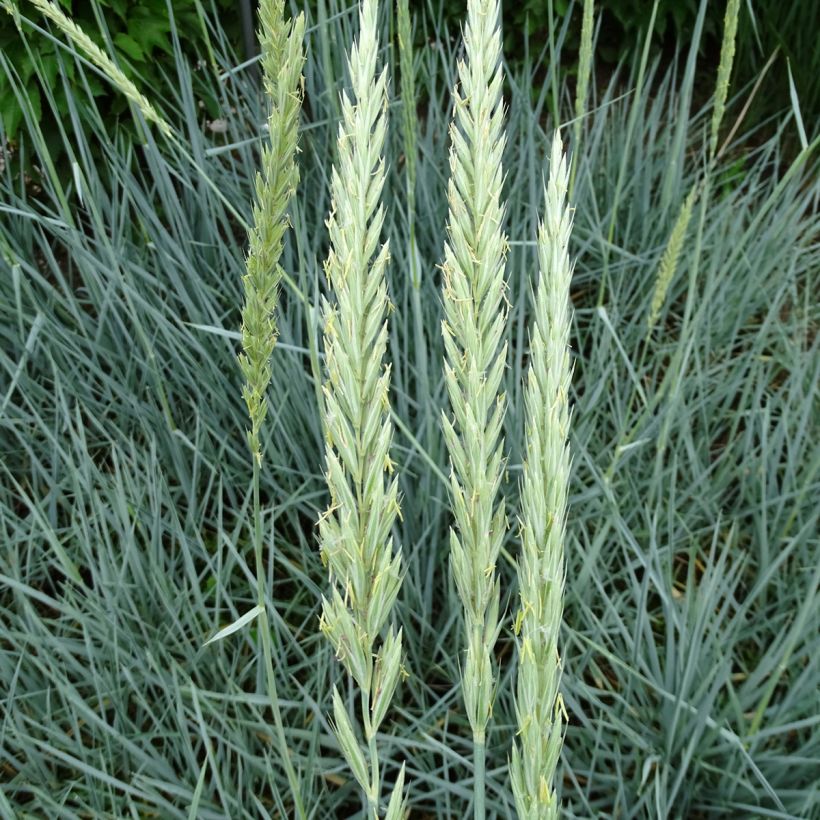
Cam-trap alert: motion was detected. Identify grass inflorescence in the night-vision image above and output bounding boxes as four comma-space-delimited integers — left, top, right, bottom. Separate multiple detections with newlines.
439, 0, 509, 815
316, 1, 406, 816
511, 131, 573, 820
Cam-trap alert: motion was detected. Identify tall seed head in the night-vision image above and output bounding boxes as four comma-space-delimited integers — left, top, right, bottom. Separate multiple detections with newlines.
440, 0, 509, 742
710, 0, 741, 161
317, 1, 406, 813
15, 0, 173, 138
238, 0, 305, 462
511, 131, 574, 820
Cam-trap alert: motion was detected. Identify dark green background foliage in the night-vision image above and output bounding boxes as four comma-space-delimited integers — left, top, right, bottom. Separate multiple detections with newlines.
4, 0, 818, 155
0, 0, 237, 167
427, 0, 819, 123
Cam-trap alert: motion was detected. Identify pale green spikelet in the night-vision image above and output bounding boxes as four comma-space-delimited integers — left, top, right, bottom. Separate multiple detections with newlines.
570, 0, 594, 194
648, 0, 740, 339
14, 0, 172, 139
511, 131, 573, 820
709, 0, 741, 161
317, 1, 405, 815
238, 0, 306, 462
645, 183, 698, 337
440, 0, 508, 815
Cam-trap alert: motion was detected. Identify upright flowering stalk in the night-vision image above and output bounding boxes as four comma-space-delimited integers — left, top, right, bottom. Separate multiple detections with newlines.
237, 1, 306, 816
439, 0, 508, 816
646, 0, 740, 338
511, 132, 573, 819
317, 1, 406, 816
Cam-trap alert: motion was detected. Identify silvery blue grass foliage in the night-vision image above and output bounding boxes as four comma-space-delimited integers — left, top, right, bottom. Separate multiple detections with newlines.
439, 0, 508, 816
511, 131, 573, 819
316, 1, 406, 816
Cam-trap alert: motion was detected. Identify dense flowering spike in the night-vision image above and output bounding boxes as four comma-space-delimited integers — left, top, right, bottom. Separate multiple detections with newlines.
238, 0, 305, 461
511, 132, 574, 820
16, 0, 173, 137
317, 1, 405, 816
440, 0, 508, 815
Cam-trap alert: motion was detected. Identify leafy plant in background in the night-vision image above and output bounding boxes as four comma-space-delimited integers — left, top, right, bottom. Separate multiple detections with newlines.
0, 0, 237, 179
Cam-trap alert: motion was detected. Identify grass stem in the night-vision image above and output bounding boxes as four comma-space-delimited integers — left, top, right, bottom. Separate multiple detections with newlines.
253, 460, 307, 820
473, 740, 486, 820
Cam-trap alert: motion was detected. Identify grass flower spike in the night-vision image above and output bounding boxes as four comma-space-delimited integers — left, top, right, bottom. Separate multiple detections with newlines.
238, 1, 306, 816
317, 0, 406, 816
709, 0, 741, 162
570, 0, 594, 195
439, 0, 508, 815
511, 131, 574, 819
239, 0, 305, 463
646, 0, 740, 337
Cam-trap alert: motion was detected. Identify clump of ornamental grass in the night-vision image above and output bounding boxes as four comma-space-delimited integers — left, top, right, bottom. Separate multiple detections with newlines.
511, 131, 573, 819
316, 1, 406, 816
2, 0, 172, 139
439, 0, 508, 816
203, 1, 307, 817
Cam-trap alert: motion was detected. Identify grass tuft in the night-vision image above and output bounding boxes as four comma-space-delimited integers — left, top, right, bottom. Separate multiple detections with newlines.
0, 0, 817, 816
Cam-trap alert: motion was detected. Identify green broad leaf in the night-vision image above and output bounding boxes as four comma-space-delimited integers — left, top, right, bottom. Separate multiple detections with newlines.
1, 90, 23, 139
127, 13, 172, 56
37, 53, 59, 90
85, 73, 104, 97
109, 0, 129, 18
203, 604, 263, 647
26, 81, 41, 127
114, 33, 145, 62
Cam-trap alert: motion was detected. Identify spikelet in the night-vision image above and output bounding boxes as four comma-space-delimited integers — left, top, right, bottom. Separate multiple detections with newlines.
10, 0, 172, 138
439, 0, 508, 810
648, 0, 740, 337
317, 1, 405, 816
511, 131, 573, 820
239, 0, 306, 462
